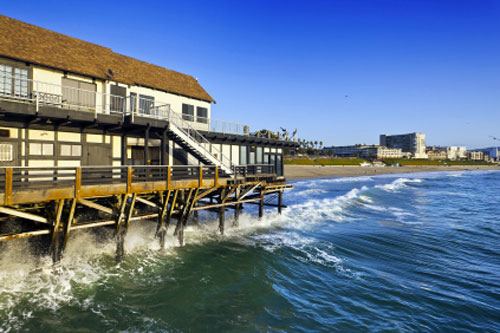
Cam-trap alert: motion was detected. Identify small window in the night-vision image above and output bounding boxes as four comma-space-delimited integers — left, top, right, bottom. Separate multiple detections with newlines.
0, 143, 13, 161
182, 104, 194, 121
196, 107, 208, 124
60, 144, 81, 157
30, 142, 53, 156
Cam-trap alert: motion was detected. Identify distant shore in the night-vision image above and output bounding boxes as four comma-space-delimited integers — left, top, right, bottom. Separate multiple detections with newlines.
285, 164, 500, 180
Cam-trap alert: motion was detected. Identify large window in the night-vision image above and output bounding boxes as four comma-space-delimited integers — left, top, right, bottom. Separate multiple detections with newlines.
196, 107, 208, 124
0, 64, 28, 97
62, 78, 96, 109
182, 104, 194, 121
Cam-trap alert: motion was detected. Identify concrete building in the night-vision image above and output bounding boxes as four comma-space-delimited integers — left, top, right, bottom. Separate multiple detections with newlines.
324, 145, 402, 159
446, 146, 467, 160
380, 132, 427, 158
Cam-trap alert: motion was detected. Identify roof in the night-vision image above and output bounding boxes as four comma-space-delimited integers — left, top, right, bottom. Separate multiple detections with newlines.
0, 15, 215, 103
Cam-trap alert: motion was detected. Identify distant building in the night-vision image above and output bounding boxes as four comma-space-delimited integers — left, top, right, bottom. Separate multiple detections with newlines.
473, 147, 500, 161
447, 146, 467, 160
323, 145, 402, 159
467, 151, 483, 161
426, 146, 447, 160
380, 132, 427, 158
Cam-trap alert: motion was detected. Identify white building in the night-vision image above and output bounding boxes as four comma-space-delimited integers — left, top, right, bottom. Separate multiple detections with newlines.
380, 132, 427, 159
446, 146, 467, 160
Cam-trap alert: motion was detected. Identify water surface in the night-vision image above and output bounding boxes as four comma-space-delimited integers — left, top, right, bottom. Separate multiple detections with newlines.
1, 170, 499, 332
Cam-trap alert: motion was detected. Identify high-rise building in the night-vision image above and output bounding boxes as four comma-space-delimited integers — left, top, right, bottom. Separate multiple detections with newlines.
380, 132, 427, 158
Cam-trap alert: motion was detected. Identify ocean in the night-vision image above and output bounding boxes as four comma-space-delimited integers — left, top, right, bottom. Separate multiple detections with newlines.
0, 170, 499, 332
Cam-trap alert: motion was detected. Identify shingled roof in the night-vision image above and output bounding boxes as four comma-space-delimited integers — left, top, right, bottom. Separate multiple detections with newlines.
0, 15, 215, 103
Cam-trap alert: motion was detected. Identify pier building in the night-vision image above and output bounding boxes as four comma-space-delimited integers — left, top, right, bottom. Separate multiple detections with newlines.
0, 15, 298, 261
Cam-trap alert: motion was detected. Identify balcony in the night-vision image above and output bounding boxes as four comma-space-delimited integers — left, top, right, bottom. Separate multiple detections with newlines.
0, 74, 251, 137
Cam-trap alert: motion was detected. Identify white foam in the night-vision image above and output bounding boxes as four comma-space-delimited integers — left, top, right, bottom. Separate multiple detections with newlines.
375, 177, 422, 192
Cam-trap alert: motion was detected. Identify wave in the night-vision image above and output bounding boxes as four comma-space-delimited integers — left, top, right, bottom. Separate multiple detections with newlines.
375, 177, 422, 192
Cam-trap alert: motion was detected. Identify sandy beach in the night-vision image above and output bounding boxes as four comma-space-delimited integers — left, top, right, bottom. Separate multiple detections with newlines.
285, 164, 500, 180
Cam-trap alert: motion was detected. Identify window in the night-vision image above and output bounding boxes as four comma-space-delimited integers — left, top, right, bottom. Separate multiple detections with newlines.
30, 143, 53, 156
182, 104, 194, 121
256, 147, 263, 164
60, 144, 81, 157
130, 93, 137, 112
240, 146, 247, 165
110, 85, 126, 113
62, 78, 96, 109
139, 95, 154, 115
14, 68, 28, 97
0, 143, 13, 161
196, 107, 208, 124
0, 65, 13, 95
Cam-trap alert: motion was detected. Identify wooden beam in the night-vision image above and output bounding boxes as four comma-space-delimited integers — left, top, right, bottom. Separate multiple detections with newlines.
135, 196, 159, 208
194, 187, 217, 201
239, 182, 261, 201
0, 229, 51, 242
0, 206, 48, 224
78, 198, 114, 215
222, 186, 238, 203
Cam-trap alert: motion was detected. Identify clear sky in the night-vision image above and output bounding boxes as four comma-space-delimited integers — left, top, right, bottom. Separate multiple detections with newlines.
2, 0, 499, 148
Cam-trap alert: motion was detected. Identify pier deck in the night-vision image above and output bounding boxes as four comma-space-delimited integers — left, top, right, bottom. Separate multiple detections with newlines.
0, 165, 292, 262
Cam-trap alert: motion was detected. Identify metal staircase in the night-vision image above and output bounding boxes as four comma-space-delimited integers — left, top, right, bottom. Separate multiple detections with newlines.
155, 105, 234, 176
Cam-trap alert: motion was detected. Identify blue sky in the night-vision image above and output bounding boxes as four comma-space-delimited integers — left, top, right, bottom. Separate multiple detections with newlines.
3, 0, 499, 148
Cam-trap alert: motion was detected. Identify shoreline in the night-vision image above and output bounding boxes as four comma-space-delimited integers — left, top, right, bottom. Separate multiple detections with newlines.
284, 164, 500, 180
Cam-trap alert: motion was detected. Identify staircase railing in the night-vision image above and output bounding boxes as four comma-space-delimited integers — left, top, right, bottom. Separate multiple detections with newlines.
153, 105, 234, 173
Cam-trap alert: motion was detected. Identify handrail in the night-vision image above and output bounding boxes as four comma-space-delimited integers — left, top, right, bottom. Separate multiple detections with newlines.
165, 108, 234, 172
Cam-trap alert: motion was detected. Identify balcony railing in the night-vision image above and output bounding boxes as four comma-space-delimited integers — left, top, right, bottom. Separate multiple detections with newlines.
0, 72, 251, 137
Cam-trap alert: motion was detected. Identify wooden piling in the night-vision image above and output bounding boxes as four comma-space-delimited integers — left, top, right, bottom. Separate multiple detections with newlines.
278, 190, 283, 215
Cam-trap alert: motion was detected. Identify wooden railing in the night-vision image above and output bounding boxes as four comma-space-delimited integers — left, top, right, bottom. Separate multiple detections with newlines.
0, 164, 278, 204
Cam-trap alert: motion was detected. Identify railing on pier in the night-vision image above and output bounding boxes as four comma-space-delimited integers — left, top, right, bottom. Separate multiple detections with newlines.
0, 164, 277, 202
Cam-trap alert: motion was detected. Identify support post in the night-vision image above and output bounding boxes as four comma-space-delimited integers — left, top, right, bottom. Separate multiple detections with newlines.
219, 205, 225, 235
156, 190, 171, 250
4, 167, 12, 206
59, 198, 77, 260
233, 204, 240, 227
121, 134, 128, 165
259, 191, 264, 220
233, 186, 241, 227
166, 189, 179, 233
116, 193, 137, 262
175, 189, 194, 246
50, 199, 65, 263
278, 190, 283, 215
161, 129, 168, 165
144, 127, 150, 165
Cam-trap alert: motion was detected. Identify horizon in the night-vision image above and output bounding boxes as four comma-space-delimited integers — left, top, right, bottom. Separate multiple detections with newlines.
2, 0, 499, 149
